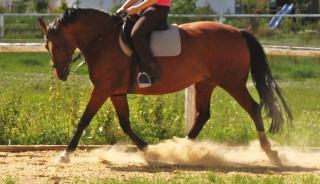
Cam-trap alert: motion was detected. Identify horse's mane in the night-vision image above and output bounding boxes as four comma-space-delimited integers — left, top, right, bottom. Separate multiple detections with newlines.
61, 8, 80, 25
60, 8, 118, 26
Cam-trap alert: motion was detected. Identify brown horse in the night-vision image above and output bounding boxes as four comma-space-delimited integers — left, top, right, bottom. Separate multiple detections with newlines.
38, 8, 292, 165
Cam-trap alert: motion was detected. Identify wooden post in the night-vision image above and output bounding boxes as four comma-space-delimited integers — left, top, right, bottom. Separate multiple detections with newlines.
185, 85, 196, 135
0, 14, 4, 38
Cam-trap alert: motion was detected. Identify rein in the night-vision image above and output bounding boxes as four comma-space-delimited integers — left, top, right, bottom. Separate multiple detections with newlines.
72, 53, 85, 72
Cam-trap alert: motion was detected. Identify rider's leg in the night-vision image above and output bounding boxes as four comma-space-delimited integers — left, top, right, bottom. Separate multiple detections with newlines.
131, 5, 169, 87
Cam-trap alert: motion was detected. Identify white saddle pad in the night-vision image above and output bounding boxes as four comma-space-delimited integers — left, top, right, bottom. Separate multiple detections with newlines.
119, 25, 181, 57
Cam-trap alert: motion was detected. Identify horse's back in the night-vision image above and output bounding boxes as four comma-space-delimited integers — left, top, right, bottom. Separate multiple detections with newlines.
179, 21, 240, 33
177, 21, 251, 88
178, 21, 247, 50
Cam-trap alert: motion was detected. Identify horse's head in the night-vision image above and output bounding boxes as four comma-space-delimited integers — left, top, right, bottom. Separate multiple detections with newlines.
38, 8, 123, 81
38, 17, 76, 81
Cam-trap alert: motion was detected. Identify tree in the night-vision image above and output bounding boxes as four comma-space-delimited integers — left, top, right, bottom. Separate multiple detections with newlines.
111, 5, 121, 13
59, 0, 68, 12
33, 0, 48, 13
13, 0, 29, 13
194, 2, 214, 15
310, 0, 319, 13
0, 6, 7, 13
170, 0, 214, 23
171, 0, 197, 14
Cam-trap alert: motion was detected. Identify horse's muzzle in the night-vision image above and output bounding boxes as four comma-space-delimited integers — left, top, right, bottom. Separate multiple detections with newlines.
54, 67, 69, 81
58, 72, 68, 81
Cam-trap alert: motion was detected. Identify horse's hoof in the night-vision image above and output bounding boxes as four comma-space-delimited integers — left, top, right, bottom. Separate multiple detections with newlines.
55, 150, 71, 163
173, 136, 187, 143
267, 150, 283, 166
137, 142, 148, 151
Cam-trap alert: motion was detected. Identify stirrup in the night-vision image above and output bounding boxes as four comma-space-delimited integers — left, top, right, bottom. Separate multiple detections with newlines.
137, 72, 152, 88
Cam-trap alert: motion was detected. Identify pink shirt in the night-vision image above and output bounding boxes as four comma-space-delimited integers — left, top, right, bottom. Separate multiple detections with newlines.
156, 0, 171, 7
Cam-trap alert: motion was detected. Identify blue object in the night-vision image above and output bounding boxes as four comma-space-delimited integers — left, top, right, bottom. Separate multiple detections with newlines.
269, 4, 294, 30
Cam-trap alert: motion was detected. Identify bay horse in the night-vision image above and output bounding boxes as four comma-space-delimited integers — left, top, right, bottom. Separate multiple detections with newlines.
38, 8, 292, 165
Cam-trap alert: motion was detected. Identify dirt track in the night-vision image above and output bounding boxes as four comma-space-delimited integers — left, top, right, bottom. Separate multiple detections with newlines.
1, 139, 320, 183
1, 150, 186, 183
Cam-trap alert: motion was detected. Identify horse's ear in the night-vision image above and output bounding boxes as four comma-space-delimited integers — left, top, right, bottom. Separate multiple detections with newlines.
38, 18, 48, 34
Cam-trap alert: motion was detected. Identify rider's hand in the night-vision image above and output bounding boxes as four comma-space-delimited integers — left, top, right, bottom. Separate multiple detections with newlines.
126, 6, 140, 15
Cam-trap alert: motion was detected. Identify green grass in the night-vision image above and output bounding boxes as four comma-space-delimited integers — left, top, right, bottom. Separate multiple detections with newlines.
60, 173, 320, 184
269, 56, 320, 79
1, 15, 56, 42
0, 52, 88, 74
1, 176, 17, 184
2, 173, 320, 184
0, 53, 320, 147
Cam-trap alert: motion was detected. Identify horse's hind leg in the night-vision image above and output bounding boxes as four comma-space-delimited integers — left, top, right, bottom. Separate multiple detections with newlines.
111, 95, 148, 150
225, 85, 282, 165
187, 81, 216, 139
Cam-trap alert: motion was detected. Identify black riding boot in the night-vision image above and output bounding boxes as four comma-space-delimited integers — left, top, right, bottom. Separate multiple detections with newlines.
130, 5, 169, 88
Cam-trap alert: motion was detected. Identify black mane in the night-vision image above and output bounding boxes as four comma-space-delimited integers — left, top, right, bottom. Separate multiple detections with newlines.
60, 8, 122, 26
61, 8, 81, 25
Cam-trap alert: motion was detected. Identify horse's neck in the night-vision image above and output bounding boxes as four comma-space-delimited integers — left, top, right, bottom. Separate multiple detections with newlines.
73, 26, 103, 55
73, 15, 119, 56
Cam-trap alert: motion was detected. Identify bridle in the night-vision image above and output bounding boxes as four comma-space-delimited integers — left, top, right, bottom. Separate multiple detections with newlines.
45, 11, 129, 73
45, 22, 83, 72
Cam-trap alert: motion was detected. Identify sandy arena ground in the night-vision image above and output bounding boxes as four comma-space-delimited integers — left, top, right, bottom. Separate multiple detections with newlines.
1, 138, 320, 183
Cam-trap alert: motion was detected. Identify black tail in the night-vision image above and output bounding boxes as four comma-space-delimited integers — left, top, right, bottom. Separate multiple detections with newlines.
241, 30, 293, 134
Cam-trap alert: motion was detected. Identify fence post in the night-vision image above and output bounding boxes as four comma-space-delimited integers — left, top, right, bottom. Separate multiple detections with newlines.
0, 14, 4, 38
185, 85, 196, 135
218, 13, 225, 23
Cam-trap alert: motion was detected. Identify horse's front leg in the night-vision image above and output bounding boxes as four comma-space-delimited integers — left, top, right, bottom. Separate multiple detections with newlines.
110, 95, 148, 150
56, 87, 108, 163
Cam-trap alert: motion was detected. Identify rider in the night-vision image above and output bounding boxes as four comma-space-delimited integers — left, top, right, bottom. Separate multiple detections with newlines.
117, 0, 171, 88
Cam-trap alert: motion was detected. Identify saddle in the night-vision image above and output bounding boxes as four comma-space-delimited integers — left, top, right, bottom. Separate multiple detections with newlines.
119, 16, 181, 57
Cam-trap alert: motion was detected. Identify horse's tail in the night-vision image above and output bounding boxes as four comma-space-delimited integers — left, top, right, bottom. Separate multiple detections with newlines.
240, 30, 293, 134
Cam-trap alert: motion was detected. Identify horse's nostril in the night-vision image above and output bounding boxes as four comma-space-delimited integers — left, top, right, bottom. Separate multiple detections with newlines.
59, 73, 68, 81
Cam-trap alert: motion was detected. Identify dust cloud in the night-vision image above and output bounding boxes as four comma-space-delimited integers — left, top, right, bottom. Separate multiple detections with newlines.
87, 137, 320, 168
